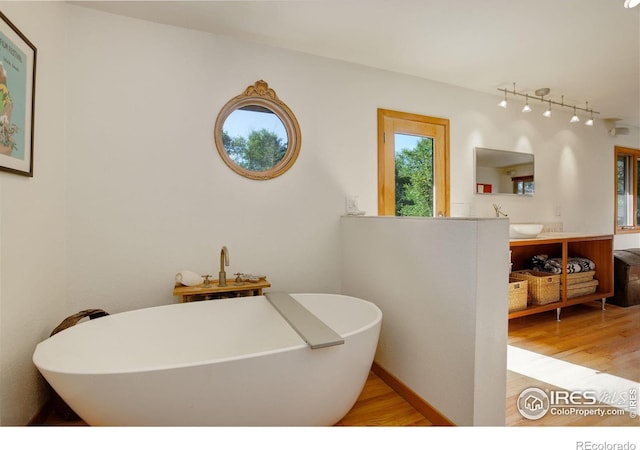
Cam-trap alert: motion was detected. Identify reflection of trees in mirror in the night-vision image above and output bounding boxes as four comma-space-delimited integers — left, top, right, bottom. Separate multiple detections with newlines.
395, 137, 434, 216
215, 81, 301, 180
222, 129, 287, 172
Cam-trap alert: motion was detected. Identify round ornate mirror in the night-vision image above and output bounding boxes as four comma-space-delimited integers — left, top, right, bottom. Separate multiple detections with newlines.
214, 80, 301, 180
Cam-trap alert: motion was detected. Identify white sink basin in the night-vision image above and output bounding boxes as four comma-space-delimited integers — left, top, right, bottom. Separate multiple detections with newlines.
509, 223, 544, 239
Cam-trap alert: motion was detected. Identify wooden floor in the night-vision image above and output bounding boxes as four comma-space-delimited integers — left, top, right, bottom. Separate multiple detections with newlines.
335, 371, 431, 426
38, 371, 431, 426
37, 302, 638, 427
506, 302, 640, 426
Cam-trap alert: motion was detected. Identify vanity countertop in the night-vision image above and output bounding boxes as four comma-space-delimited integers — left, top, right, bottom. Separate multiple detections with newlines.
509, 232, 613, 243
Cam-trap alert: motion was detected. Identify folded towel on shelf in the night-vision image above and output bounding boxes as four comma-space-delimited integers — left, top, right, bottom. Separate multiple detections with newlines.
175, 270, 204, 286
532, 254, 595, 274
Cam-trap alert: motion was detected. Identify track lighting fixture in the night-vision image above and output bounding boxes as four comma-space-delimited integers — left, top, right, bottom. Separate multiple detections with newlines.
570, 107, 580, 123
498, 90, 507, 108
497, 83, 598, 126
585, 103, 594, 126
543, 100, 552, 118
522, 95, 532, 113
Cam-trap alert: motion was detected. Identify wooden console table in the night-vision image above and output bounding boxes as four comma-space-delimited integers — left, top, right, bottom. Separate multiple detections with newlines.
509, 233, 613, 320
173, 277, 271, 303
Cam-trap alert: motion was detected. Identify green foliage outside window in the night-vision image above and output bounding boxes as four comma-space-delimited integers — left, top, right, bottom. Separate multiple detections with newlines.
395, 137, 434, 217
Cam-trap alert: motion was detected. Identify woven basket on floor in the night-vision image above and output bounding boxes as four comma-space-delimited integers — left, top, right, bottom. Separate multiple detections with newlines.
48, 309, 109, 421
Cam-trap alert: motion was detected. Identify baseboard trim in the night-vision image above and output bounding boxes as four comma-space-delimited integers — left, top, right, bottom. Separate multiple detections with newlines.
371, 361, 454, 426
28, 364, 453, 426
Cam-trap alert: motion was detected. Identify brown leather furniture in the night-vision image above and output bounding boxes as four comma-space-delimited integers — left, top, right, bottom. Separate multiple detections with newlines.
611, 249, 640, 307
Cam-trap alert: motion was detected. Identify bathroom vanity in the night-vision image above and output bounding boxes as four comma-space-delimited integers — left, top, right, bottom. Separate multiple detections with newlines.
509, 233, 613, 319
173, 277, 271, 302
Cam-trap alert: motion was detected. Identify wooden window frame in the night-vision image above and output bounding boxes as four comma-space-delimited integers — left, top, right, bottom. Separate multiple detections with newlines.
614, 145, 640, 234
377, 109, 450, 216
512, 175, 534, 195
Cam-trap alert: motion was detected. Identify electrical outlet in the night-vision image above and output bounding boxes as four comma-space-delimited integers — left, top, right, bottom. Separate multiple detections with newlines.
345, 195, 365, 215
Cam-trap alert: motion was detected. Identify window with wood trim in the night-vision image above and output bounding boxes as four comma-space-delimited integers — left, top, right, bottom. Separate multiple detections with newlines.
512, 175, 534, 195
377, 109, 450, 217
615, 146, 640, 233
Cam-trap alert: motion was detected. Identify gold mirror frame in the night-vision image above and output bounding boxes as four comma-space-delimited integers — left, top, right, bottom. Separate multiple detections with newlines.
214, 80, 301, 180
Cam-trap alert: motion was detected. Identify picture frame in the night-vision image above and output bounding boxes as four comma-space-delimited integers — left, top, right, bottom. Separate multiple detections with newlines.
0, 10, 36, 177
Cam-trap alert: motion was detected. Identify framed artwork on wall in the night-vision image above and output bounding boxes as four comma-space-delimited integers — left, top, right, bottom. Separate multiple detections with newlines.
0, 10, 36, 177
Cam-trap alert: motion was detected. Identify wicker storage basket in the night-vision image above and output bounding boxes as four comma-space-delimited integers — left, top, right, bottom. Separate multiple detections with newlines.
49, 309, 109, 421
508, 278, 528, 312
567, 279, 599, 298
564, 270, 596, 286
511, 270, 560, 305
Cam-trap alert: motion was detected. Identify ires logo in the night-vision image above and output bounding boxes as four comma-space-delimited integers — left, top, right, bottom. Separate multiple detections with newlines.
517, 388, 550, 420
516, 388, 634, 420
548, 390, 598, 405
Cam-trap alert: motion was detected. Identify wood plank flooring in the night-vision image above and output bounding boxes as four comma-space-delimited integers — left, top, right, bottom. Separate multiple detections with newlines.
38, 371, 431, 426
506, 302, 640, 426
36, 302, 639, 427
335, 371, 431, 426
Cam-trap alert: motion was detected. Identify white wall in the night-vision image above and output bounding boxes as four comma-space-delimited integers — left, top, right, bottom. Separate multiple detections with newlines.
459, 112, 639, 231
64, 6, 359, 314
0, 1, 67, 425
0, 2, 638, 424
341, 216, 509, 426
63, 5, 640, 316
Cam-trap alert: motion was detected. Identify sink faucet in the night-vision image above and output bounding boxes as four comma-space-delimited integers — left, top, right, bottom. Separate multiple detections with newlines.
219, 246, 229, 287
493, 203, 508, 218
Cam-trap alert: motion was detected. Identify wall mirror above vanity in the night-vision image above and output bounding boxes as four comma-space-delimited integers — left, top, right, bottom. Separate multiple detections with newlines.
214, 80, 301, 180
474, 147, 534, 196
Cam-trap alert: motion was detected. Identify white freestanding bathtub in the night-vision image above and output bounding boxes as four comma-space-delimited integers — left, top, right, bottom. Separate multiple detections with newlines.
33, 293, 382, 426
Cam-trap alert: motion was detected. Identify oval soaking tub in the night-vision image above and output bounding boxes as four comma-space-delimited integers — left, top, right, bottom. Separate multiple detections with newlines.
33, 293, 382, 426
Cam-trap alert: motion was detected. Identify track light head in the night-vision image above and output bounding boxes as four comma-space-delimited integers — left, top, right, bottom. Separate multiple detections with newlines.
498, 90, 508, 108
570, 107, 580, 123
585, 105, 594, 126
522, 94, 531, 113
